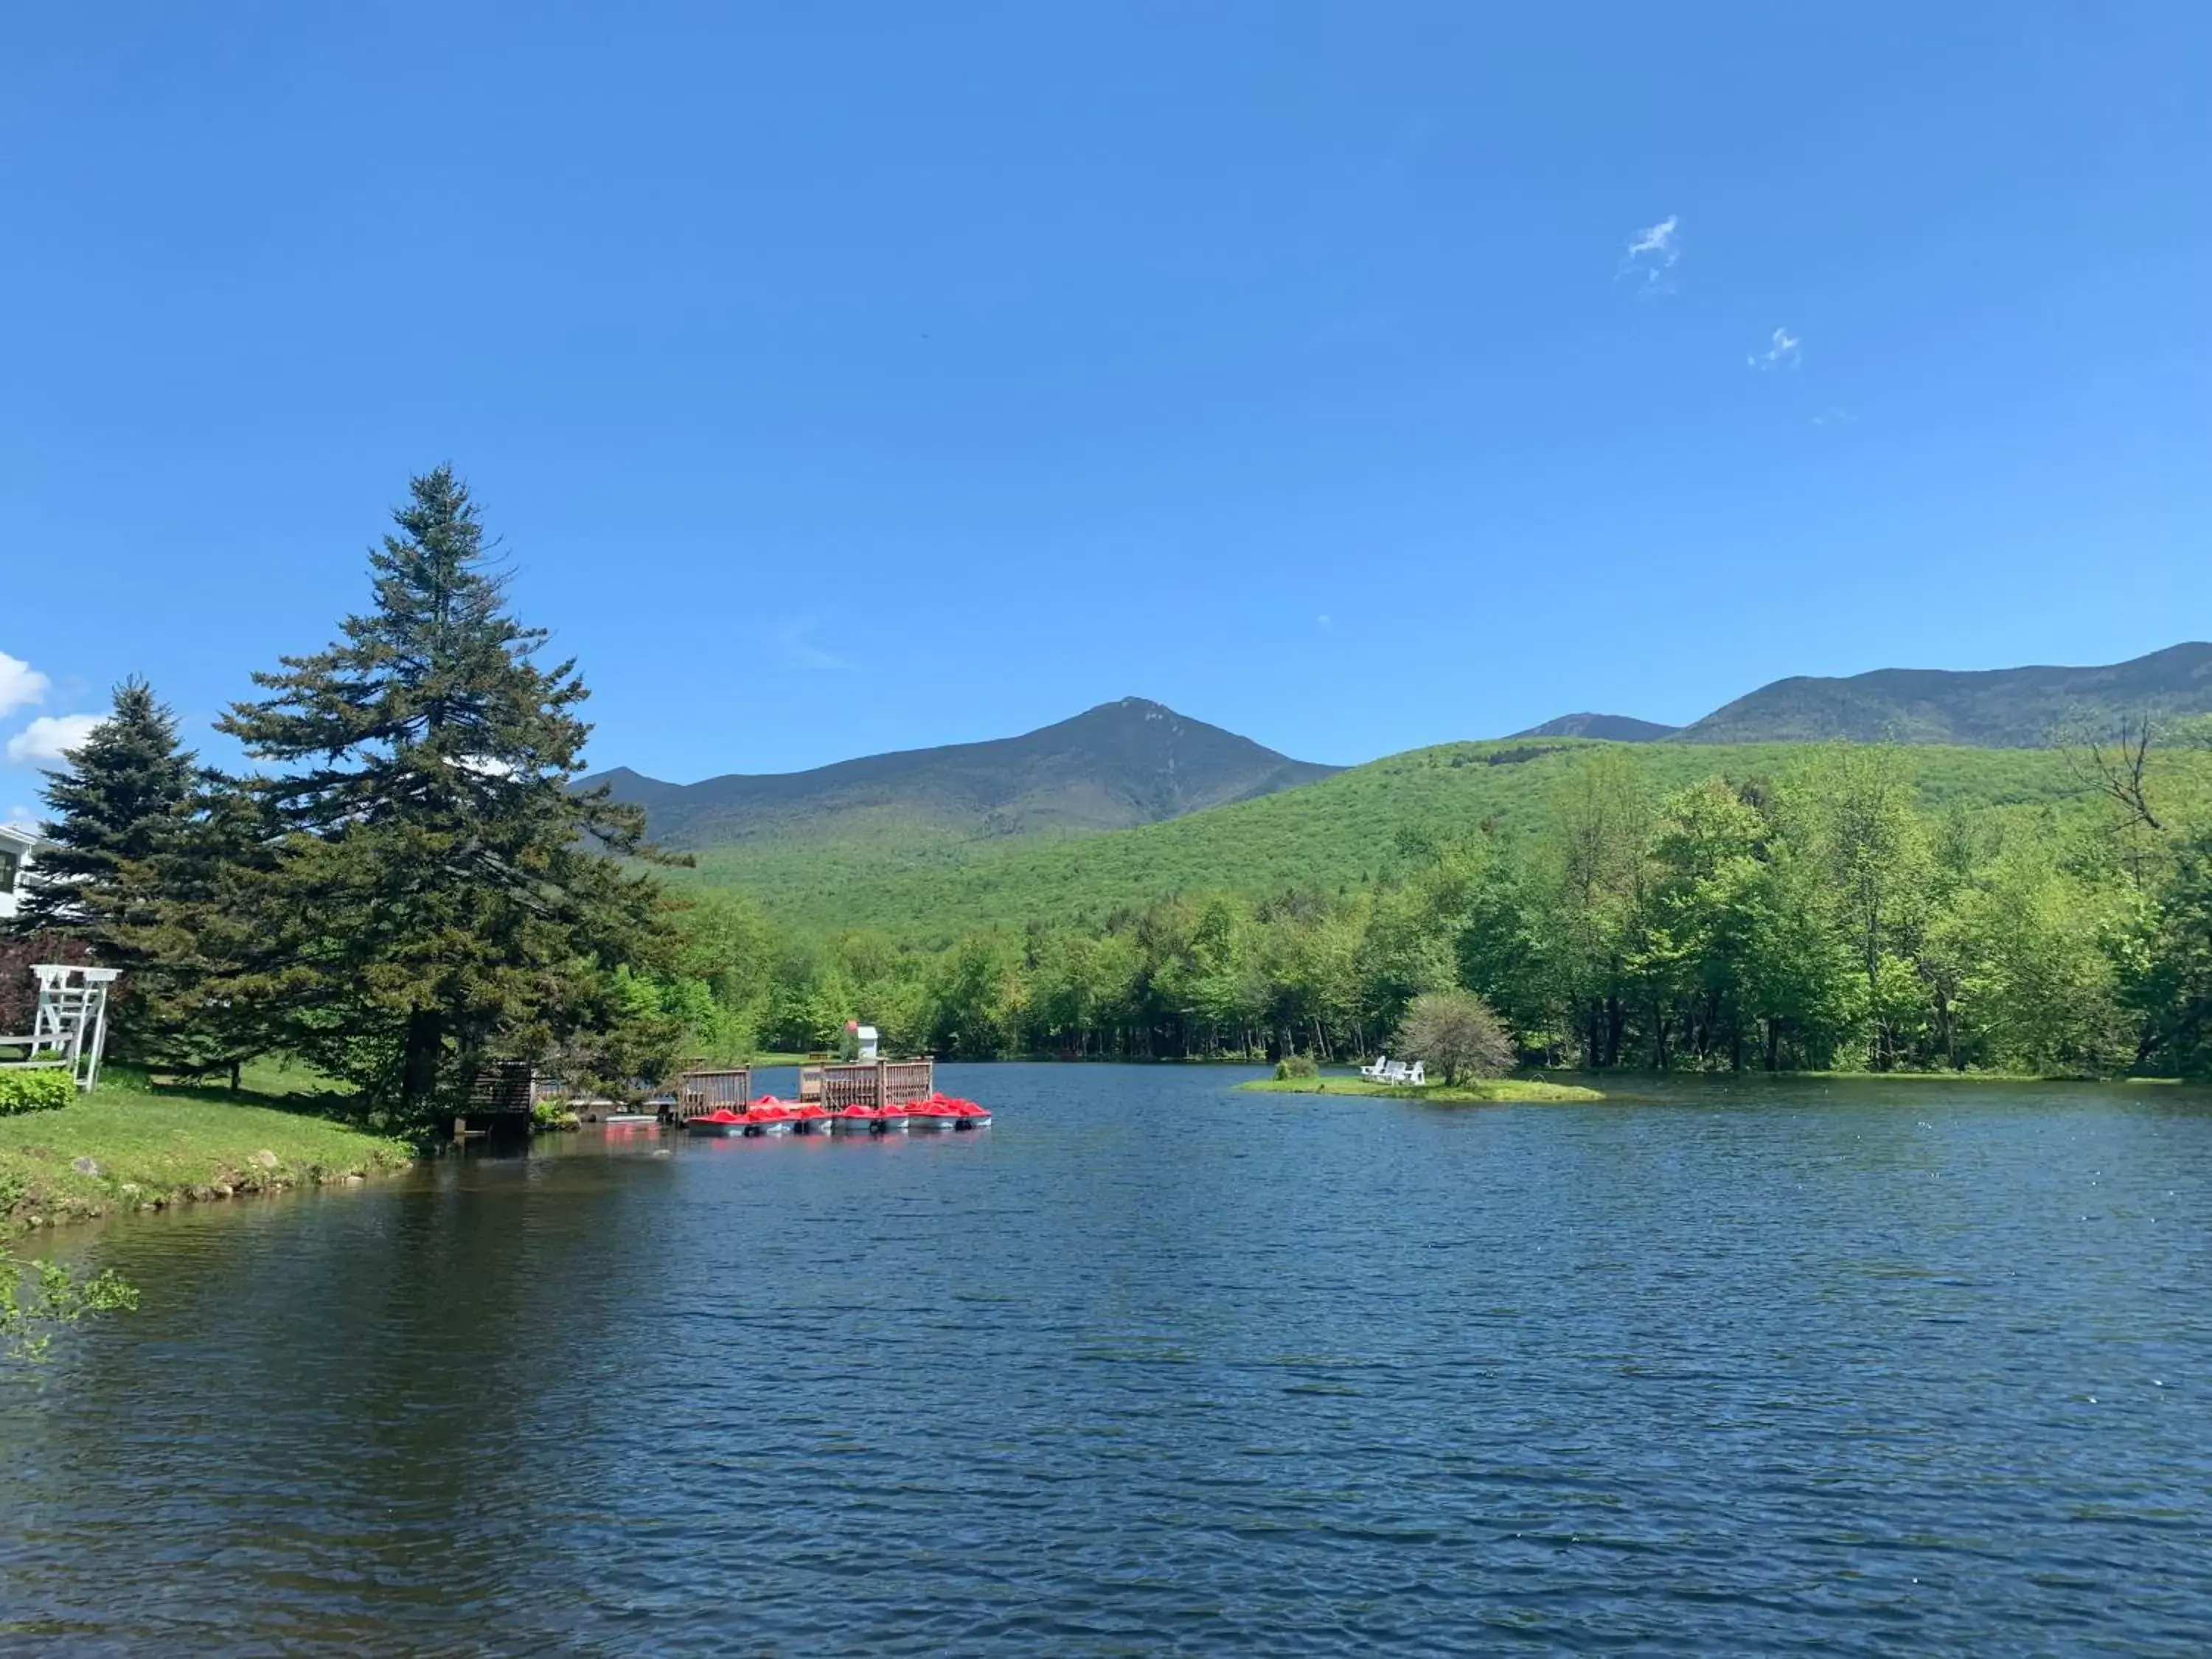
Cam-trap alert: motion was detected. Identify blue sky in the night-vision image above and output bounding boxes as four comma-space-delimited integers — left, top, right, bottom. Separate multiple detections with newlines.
4, 2, 2208, 801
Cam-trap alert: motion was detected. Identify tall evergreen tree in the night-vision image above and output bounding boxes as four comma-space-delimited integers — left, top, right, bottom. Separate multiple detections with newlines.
12, 679, 240, 1070
15, 678, 196, 950
213, 466, 677, 1117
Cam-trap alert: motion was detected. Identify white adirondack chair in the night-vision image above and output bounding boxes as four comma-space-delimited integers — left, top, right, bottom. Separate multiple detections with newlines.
1405, 1061, 1426, 1085
1360, 1054, 1391, 1081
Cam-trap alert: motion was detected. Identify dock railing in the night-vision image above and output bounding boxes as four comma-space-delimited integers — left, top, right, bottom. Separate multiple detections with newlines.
470, 1061, 536, 1117
672, 1067, 752, 1121
880, 1060, 935, 1105
801, 1059, 935, 1110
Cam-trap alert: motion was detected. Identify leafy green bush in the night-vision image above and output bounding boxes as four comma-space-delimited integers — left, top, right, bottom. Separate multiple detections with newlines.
0, 1071, 74, 1116
1393, 990, 1513, 1085
531, 1097, 580, 1131
1273, 1054, 1319, 1080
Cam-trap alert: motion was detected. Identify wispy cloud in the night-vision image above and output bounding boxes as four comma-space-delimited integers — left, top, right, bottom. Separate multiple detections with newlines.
771, 619, 853, 672
0, 651, 50, 720
1811, 406, 1855, 426
1316, 614, 1332, 630
7, 712, 103, 765
1747, 327, 1802, 370
1619, 214, 1680, 291
447, 753, 520, 779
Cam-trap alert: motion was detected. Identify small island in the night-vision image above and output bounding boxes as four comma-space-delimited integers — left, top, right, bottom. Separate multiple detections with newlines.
1239, 1074, 1604, 1104
1242, 990, 1606, 1103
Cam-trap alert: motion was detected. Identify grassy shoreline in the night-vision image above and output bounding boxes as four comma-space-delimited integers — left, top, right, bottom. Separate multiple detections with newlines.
1240, 1074, 1606, 1104
2, 1067, 415, 1236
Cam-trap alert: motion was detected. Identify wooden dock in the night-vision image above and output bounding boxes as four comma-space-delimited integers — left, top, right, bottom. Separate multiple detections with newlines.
799, 1060, 936, 1110
476, 1057, 940, 1129
667, 1067, 752, 1123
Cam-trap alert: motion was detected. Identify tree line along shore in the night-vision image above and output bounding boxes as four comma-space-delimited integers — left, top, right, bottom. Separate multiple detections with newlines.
636, 731, 2212, 1081
8, 465, 2212, 1189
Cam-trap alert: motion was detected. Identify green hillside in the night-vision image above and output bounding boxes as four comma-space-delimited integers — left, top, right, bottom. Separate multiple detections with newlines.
1679, 642, 2212, 745
672, 738, 2126, 942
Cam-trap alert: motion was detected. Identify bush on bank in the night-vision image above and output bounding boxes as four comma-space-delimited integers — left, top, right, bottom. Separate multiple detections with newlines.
0, 1072, 74, 1117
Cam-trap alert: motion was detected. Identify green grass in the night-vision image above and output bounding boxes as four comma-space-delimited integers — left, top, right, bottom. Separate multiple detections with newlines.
1, 1066, 414, 1234
668, 737, 2170, 942
1239, 1074, 1607, 1103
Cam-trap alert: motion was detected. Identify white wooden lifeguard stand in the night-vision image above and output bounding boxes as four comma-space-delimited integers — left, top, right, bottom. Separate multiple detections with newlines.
0, 964, 122, 1091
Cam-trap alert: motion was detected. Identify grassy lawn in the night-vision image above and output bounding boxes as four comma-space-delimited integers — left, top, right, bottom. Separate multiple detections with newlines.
2, 1065, 415, 1234
1239, 1074, 1605, 1104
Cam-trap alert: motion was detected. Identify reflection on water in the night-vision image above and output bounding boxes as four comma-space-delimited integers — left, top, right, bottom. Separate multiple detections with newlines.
4, 1066, 2210, 1654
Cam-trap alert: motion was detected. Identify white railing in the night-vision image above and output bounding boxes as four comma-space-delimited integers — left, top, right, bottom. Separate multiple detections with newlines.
0, 965, 120, 1091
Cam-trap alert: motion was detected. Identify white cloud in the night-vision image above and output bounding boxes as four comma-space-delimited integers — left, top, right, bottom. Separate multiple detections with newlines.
771, 619, 853, 672
1748, 327, 1802, 370
0, 651, 51, 719
1317, 614, 1332, 629
448, 753, 519, 779
6, 713, 104, 765
1620, 214, 1680, 290
1811, 406, 1855, 426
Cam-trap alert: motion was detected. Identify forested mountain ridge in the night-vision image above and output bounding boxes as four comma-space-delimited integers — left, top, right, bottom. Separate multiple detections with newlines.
672, 737, 2129, 940
598, 646, 2208, 857
661, 734, 2212, 1077
1676, 643, 2212, 746
1510, 644, 2212, 748
582, 698, 1339, 850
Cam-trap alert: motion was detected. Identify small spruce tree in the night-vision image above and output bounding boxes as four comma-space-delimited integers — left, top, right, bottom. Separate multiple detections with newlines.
16, 678, 195, 950
212, 466, 678, 1118
12, 680, 234, 1068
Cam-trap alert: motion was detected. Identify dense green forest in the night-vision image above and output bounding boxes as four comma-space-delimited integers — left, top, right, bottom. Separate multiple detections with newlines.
672, 738, 2109, 936
646, 734, 2212, 1077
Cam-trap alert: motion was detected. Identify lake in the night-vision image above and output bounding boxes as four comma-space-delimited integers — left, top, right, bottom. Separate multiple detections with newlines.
3, 1065, 2209, 1654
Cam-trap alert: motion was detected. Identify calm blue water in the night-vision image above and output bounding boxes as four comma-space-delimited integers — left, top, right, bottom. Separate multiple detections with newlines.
4, 1065, 2210, 1654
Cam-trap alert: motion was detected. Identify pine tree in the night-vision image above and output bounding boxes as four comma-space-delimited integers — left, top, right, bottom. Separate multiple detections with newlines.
15, 678, 196, 950
112, 779, 282, 1083
12, 679, 243, 1071
214, 466, 678, 1117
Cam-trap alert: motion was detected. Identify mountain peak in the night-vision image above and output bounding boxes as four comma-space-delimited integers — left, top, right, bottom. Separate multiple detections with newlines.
1512, 713, 1680, 742
588, 702, 1339, 849
1081, 697, 1178, 723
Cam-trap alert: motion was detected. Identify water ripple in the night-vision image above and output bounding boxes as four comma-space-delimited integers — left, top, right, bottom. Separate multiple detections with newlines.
3, 1065, 2211, 1654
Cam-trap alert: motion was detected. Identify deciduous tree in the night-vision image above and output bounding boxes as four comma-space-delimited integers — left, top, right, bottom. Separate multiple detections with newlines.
1391, 989, 1514, 1085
